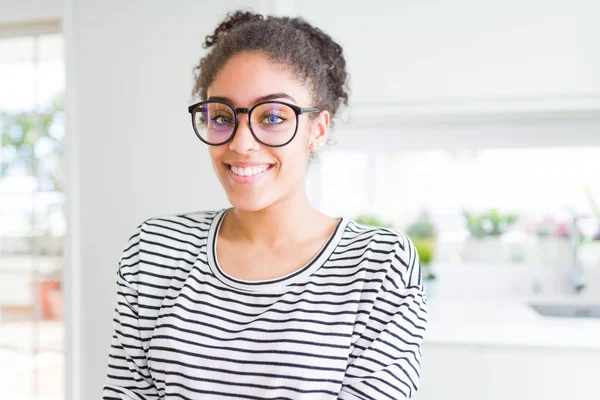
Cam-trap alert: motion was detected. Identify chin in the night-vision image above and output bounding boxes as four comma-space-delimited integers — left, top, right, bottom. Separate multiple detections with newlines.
217, 162, 283, 212
226, 193, 274, 213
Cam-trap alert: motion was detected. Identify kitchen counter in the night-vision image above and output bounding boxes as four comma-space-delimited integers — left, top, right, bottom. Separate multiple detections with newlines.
424, 296, 600, 350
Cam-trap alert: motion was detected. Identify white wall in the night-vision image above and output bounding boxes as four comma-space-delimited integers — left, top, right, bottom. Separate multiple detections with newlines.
0, 0, 62, 25
64, 1, 272, 398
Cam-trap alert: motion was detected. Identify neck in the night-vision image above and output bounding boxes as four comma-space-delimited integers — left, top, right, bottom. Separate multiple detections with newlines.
223, 189, 326, 247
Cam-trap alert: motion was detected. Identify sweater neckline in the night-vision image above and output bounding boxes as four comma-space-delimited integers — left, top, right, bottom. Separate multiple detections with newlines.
206, 208, 348, 292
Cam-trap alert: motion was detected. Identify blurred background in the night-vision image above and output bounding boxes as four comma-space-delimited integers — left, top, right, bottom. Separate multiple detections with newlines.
0, 0, 599, 399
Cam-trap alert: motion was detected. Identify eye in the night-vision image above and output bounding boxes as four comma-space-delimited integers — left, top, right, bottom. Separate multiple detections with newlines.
261, 113, 286, 125
211, 115, 234, 126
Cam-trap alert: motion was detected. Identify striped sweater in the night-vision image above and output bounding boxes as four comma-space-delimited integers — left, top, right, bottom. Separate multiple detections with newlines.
103, 208, 428, 400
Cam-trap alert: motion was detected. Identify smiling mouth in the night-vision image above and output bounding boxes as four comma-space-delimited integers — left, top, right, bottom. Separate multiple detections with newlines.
225, 163, 275, 178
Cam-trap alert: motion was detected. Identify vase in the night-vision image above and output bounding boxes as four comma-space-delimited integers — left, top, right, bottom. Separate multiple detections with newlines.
531, 237, 571, 267
580, 241, 600, 269
461, 236, 507, 263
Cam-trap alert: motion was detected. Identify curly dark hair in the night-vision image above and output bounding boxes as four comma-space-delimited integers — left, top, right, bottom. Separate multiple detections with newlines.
192, 10, 350, 132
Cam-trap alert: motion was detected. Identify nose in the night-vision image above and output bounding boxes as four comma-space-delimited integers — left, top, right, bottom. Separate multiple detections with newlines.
228, 116, 259, 154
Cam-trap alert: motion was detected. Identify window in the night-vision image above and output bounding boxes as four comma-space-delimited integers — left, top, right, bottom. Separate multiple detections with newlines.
310, 146, 600, 269
0, 31, 65, 399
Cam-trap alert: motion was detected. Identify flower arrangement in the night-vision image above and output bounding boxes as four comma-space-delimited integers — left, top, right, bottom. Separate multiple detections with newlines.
463, 208, 519, 237
528, 216, 570, 239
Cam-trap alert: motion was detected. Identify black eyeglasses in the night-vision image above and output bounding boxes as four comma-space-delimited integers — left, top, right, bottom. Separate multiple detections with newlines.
187, 100, 320, 147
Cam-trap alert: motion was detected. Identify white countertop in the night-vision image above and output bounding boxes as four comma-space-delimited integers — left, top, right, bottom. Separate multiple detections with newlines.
424, 296, 600, 350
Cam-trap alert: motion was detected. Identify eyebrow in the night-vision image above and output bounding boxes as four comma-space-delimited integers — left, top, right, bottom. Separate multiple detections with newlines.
208, 92, 297, 106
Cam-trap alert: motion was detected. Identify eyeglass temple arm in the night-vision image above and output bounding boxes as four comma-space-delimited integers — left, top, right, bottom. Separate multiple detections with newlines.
300, 107, 320, 115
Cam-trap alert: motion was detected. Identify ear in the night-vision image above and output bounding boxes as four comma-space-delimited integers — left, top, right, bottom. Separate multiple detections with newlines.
308, 110, 330, 151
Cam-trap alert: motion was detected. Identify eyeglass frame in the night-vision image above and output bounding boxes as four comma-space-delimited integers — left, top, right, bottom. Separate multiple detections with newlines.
187, 99, 320, 148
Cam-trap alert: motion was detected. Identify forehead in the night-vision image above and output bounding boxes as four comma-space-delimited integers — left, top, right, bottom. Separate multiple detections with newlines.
207, 52, 312, 107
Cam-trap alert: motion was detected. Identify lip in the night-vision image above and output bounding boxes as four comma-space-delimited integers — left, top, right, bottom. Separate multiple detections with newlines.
225, 161, 275, 167
224, 162, 275, 184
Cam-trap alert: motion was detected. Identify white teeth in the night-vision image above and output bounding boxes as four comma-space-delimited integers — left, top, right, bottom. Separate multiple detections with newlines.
229, 164, 271, 177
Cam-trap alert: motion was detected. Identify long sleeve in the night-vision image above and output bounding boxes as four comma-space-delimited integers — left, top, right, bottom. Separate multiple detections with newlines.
103, 222, 160, 399
338, 235, 428, 400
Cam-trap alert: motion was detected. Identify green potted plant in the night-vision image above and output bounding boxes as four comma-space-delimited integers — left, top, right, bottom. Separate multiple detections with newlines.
406, 211, 437, 297
461, 208, 519, 263
463, 208, 518, 238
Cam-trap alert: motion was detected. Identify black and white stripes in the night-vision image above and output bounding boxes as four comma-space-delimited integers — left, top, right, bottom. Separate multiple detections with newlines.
103, 208, 428, 400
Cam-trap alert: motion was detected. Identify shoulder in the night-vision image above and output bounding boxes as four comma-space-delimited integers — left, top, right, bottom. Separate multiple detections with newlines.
136, 208, 225, 244
344, 220, 416, 261
116, 209, 223, 281
130, 208, 223, 241
343, 220, 422, 289
142, 208, 222, 230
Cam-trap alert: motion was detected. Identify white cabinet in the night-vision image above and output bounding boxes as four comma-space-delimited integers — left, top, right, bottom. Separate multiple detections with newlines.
481, 346, 599, 400
414, 344, 483, 400
296, 0, 600, 109
291, 0, 600, 150
414, 343, 600, 400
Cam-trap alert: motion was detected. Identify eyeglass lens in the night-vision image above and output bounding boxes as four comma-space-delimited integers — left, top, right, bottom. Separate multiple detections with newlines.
193, 102, 297, 146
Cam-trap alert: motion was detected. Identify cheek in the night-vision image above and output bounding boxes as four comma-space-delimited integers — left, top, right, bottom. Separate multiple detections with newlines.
207, 148, 228, 175
208, 147, 224, 165
276, 142, 310, 175
292, 125, 314, 155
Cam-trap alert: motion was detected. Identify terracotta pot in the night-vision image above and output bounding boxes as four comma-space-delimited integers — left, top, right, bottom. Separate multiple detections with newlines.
38, 279, 62, 320
47, 288, 63, 320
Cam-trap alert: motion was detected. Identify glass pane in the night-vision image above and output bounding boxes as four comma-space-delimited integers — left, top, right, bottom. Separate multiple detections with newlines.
0, 32, 65, 400
320, 150, 370, 216
38, 34, 65, 111
0, 36, 34, 63
0, 348, 35, 397
0, 36, 35, 112
38, 319, 65, 398
38, 34, 63, 63
0, 343, 64, 398
316, 147, 600, 268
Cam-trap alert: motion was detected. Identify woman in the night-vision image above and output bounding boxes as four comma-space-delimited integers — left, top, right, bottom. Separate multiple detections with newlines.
103, 10, 427, 400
